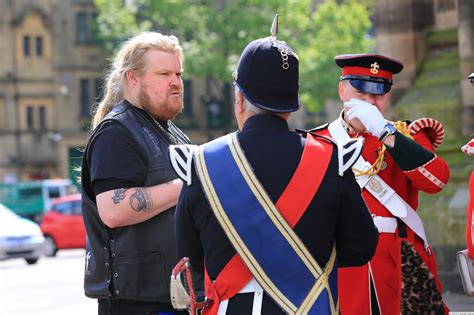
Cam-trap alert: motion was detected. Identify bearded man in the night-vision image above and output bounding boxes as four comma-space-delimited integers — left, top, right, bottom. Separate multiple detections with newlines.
81, 32, 189, 315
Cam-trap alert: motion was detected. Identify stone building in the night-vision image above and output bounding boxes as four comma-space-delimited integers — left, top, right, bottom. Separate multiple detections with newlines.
375, 0, 474, 136
1, 0, 472, 183
0, 0, 103, 182
0, 0, 217, 183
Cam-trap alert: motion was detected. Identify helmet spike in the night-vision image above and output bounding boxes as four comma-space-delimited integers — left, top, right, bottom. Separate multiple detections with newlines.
270, 14, 278, 38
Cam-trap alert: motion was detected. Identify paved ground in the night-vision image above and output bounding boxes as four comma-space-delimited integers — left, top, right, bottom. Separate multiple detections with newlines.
0, 250, 95, 315
444, 290, 474, 312
0, 249, 473, 314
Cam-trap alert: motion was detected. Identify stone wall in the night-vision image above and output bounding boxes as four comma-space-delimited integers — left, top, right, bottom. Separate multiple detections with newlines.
458, 0, 474, 136
434, 0, 458, 30
375, 0, 435, 96
0, 0, 104, 180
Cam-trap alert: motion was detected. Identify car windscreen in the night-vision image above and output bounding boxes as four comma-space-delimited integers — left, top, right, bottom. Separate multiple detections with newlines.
51, 200, 81, 215
48, 187, 61, 199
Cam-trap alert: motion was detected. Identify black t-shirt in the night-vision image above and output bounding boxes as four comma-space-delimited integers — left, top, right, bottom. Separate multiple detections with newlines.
87, 105, 178, 196
88, 120, 146, 195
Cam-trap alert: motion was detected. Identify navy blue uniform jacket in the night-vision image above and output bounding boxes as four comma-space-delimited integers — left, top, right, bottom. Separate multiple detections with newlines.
174, 114, 378, 313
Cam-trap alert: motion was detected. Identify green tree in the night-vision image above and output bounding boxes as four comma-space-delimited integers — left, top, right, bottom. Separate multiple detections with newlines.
297, 0, 374, 111
93, 0, 372, 115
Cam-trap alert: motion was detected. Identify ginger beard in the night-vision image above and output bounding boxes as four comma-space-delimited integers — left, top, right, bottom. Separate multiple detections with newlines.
138, 82, 184, 121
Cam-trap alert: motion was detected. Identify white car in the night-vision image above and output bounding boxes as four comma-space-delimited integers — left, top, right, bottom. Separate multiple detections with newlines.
0, 204, 46, 264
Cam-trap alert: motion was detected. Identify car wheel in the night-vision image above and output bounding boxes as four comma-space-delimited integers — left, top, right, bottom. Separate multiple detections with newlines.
25, 258, 39, 265
44, 235, 58, 257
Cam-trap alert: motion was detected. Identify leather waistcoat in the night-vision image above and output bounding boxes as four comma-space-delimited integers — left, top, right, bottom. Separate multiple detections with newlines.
81, 101, 189, 302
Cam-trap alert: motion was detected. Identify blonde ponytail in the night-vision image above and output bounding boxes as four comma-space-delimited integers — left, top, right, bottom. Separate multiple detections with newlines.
92, 70, 123, 129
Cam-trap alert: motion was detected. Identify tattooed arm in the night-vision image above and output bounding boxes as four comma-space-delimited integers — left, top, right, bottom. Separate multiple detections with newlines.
96, 179, 183, 228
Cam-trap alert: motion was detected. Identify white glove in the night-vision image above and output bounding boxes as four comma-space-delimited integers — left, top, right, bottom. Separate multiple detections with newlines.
345, 98, 386, 138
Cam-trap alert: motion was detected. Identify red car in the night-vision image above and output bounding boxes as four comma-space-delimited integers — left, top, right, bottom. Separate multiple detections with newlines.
40, 194, 85, 256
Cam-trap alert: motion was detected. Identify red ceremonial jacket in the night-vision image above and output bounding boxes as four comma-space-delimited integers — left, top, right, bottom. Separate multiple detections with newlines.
313, 118, 450, 315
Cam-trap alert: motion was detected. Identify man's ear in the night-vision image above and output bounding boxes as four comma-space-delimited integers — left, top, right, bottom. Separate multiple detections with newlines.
338, 81, 345, 101
235, 90, 245, 114
125, 71, 138, 86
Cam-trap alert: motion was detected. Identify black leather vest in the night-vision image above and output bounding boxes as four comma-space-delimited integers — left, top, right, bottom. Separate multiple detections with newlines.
81, 101, 190, 302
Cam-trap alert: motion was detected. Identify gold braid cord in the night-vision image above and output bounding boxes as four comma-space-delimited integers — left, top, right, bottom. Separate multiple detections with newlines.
353, 121, 413, 177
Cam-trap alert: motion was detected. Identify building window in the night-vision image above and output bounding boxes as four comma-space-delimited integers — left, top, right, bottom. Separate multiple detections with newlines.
80, 78, 102, 117
39, 106, 47, 130
76, 12, 94, 44
23, 35, 31, 57
26, 106, 34, 130
437, 0, 455, 12
25, 105, 48, 131
94, 79, 103, 103
36, 36, 43, 56
80, 79, 90, 117
76, 12, 88, 44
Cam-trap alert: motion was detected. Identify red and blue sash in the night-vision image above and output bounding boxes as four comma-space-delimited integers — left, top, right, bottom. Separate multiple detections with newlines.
195, 132, 337, 314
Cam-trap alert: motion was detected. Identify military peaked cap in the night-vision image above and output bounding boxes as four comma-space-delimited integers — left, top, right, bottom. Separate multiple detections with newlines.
335, 54, 404, 95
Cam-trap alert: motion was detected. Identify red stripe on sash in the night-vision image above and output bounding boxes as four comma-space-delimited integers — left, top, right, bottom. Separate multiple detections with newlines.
203, 133, 333, 314
278, 135, 332, 227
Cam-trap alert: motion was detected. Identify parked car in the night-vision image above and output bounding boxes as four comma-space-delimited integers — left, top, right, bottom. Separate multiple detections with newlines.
0, 203, 46, 264
0, 179, 75, 223
40, 194, 85, 257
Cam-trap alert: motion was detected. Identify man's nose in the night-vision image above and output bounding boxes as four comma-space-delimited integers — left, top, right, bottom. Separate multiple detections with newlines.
170, 75, 182, 87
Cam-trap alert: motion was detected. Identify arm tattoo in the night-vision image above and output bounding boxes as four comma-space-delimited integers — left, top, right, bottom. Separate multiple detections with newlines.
130, 188, 153, 212
112, 188, 128, 204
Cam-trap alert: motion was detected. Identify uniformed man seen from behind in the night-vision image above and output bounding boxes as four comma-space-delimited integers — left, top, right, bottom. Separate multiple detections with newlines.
170, 17, 378, 315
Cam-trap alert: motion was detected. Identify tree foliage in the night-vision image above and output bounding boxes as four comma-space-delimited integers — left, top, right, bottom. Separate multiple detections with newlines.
296, 0, 374, 111
93, 0, 373, 113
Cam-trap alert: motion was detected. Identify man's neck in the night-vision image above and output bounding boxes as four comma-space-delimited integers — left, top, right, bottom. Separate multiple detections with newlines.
243, 111, 289, 124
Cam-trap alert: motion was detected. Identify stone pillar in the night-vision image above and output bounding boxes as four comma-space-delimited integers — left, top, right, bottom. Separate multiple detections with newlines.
458, 0, 474, 136
375, 0, 434, 102
434, 0, 458, 30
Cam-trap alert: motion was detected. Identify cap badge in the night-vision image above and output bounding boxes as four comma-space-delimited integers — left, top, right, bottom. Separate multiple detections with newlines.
370, 62, 380, 74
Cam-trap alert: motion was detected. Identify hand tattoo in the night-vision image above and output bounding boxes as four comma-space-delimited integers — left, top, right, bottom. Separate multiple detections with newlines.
130, 188, 153, 212
112, 188, 128, 204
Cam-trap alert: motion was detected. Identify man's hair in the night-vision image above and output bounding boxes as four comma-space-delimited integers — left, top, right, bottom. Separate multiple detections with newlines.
91, 32, 183, 129
235, 86, 271, 115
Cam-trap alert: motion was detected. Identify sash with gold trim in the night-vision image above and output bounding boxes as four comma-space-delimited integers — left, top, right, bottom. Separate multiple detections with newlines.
195, 132, 338, 315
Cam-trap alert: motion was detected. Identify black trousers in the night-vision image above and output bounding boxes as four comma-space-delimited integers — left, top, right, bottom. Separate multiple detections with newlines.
98, 299, 187, 315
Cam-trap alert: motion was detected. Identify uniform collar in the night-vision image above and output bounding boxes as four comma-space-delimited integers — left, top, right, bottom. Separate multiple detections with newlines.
242, 114, 289, 131
339, 110, 372, 138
